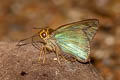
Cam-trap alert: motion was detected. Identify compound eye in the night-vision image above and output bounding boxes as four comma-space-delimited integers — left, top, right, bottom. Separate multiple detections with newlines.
41, 32, 47, 38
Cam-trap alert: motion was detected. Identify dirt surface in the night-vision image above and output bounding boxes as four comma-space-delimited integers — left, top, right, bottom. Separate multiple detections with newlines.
0, 42, 103, 80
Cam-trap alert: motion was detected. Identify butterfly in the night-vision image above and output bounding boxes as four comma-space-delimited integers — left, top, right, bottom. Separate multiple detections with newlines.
17, 19, 99, 64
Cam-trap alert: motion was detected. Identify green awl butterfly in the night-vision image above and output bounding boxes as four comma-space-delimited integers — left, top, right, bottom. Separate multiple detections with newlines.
17, 19, 99, 64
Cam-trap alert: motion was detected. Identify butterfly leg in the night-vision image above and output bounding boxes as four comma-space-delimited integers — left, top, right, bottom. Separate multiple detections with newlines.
55, 45, 67, 63
60, 54, 67, 61
56, 51, 60, 64
42, 47, 47, 64
38, 46, 44, 61
55, 46, 61, 64
55, 45, 68, 64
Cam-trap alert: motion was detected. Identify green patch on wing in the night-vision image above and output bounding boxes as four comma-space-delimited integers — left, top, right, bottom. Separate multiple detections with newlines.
53, 19, 99, 62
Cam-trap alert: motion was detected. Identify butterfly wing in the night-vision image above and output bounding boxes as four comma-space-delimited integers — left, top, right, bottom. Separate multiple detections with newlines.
52, 19, 99, 62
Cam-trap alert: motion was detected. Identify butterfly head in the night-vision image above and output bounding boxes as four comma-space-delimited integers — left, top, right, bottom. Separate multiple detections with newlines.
39, 28, 50, 40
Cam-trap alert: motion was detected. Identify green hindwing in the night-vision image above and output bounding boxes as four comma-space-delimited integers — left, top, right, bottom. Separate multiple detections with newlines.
53, 19, 99, 62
